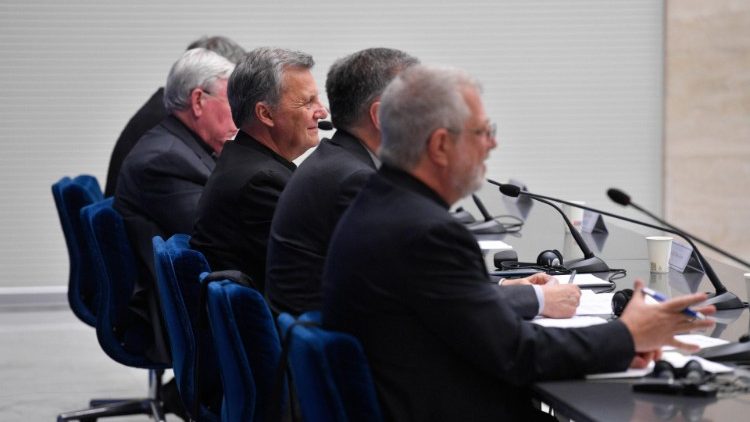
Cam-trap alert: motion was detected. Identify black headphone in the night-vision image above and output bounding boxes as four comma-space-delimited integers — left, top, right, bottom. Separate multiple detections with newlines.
650, 359, 708, 384
536, 249, 563, 267
611, 288, 634, 317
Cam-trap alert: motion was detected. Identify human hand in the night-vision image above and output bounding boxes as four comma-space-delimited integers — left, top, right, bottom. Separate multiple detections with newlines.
502, 272, 556, 286
629, 350, 662, 369
619, 280, 716, 353
540, 284, 581, 318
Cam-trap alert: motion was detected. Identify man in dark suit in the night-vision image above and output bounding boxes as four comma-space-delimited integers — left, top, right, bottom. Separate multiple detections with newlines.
267, 48, 580, 318
191, 47, 328, 291
322, 65, 716, 421
104, 36, 245, 197
115, 48, 237, 362
265, 48, 418, 315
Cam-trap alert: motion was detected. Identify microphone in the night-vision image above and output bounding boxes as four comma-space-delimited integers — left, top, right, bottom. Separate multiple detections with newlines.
317, 120, 334, 130
607, 188, 750, 269
491, 180, 744, 310
466, 194, 506, 234
488, 180, 609, 273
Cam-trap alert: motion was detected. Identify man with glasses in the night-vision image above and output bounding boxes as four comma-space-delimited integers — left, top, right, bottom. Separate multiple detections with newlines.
322, 65, 715, 420
115, 48, 236, 364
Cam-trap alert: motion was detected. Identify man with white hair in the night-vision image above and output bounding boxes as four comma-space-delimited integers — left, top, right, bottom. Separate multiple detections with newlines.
115, 48, 236, 363
322, 65, 715, 421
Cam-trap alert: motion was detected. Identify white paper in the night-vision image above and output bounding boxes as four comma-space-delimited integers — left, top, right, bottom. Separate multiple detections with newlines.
531, 315, 608, 328
553, 273, 613, 287
576, 291, 614, 315
663, 334, 729, 351
477, 240, 513, 251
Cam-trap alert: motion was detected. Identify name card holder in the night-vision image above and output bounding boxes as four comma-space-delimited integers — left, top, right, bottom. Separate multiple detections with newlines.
669, 240, 704, 274
582, 210, 608, 234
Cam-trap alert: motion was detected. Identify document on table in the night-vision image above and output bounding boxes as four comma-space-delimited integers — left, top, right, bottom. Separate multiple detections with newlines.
531, 316, 608, 328
575, 290, 614, 316
553, 273, 613, 287
477, 240, 513, 251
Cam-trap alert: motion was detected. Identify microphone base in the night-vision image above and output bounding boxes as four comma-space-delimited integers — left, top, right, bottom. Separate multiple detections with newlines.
468, 220, 506, 234
703, 290, 745, 310
564, 256, 610, 273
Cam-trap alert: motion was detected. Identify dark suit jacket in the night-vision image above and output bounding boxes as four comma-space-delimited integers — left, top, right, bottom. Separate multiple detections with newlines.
322, 165, 635, 422
114, 114, 215, 361
191, 131, 296, 291
105, 87, 167, 197
266, 130, 377, 315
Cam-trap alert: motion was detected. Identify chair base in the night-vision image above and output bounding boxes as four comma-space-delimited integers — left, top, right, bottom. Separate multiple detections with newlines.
56, 398, 165, 422
57, 369, 166, 421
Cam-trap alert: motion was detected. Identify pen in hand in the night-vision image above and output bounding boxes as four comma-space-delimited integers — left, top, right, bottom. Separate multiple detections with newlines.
568, 270, 577, 284
641, 287, 707, 320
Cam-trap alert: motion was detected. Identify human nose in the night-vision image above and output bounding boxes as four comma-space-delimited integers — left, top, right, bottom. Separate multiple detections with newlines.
313, 100, 328, 120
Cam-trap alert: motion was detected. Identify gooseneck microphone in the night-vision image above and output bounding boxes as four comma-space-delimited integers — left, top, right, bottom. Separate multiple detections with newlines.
487, 180, 610, 273
466, 194, 506, 234
607, 188, 750, 269
317, 120, 334, 130
490, 181, 743, 310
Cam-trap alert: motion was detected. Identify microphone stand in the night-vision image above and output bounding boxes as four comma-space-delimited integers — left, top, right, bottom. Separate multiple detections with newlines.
491, 180, 744, 310
609, 191, 750, 269
487, 181, 609, 273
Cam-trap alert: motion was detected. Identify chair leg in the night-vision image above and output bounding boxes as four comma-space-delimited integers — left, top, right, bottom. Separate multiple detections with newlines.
57, 369, 167, 421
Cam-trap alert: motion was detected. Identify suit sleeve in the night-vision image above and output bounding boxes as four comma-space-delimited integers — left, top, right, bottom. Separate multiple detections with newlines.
406, 220, 635, 386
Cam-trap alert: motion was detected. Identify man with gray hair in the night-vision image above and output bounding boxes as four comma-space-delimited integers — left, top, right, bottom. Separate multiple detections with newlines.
105, 35, 245, 196
322, 65, 715, 420
115, 47, 236, 363
265, 47, 418, 315
191, 47, 328, 291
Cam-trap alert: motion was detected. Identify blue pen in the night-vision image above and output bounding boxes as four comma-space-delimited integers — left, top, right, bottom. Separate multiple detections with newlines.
642, 287, 706, 320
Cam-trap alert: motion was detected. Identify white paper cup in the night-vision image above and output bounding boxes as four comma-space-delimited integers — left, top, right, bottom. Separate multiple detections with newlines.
562, 201, 585, 232
744, 273, 750, 302
646, 236, 673, 273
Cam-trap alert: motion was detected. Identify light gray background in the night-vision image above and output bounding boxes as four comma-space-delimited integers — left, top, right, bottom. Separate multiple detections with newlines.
0, 0, 664, 288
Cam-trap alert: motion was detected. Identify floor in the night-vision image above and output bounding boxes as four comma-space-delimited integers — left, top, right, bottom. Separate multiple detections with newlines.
0, 299, 179, 421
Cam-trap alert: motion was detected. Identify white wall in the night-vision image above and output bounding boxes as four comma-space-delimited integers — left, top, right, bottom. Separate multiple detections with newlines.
0, 0, 664, 287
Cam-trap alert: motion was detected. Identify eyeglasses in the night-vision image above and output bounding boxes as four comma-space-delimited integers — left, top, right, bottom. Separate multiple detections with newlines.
472, 122, 497, 140
445, 121, 497, 140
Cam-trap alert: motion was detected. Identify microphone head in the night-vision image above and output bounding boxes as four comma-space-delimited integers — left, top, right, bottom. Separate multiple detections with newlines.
499, 184, 521, 198
607, 188, 631, 206
317, 120, 334, 131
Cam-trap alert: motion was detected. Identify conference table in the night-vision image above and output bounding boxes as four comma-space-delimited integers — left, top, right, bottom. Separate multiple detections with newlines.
474, 196, 750, 421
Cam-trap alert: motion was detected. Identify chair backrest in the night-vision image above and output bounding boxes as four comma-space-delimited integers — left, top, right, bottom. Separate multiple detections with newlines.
205, 278, 283, 422
79, 198, 164, 369
51, 174, 104, 326
277, 312, 383, 422
153, 234, 221, 420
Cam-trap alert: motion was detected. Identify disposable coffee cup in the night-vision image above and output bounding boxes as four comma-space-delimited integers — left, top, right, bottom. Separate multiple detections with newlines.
562, 201, 585, 232
646, 236, 673, 273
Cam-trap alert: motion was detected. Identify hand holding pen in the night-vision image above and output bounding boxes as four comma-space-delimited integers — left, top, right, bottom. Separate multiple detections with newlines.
618, 280, 716, 353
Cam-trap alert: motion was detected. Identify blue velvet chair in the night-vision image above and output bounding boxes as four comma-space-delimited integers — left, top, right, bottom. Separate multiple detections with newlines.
57, 198, 168, 421
205, 277, 283, 422
277, 312, 383, 422
152, 234, 222, 421
51, 175, 104, 327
